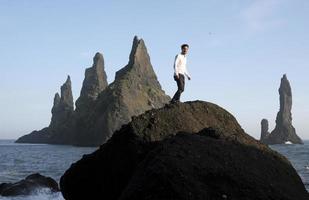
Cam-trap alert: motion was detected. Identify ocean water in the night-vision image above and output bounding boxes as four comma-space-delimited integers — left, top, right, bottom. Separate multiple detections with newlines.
0, 140, 96, 200
0, 140, 308, 200
270, 140, 309, 191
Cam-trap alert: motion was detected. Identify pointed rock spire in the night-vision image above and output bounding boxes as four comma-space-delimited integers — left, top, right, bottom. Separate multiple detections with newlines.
128, 36, 148, 65
50, 76, 74, 128
261, 74, 303, 144
16, 76, 75, 144
260, 119, 270, 142
73, 36, 171, 146
75, 52, 108, 112
53, 93, 61, 108
60, 75, 74, 110
115, 36, 153, 81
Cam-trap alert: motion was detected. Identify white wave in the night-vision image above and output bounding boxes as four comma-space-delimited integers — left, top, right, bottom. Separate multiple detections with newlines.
285, 141, 292, 144
0, 188, 64, 200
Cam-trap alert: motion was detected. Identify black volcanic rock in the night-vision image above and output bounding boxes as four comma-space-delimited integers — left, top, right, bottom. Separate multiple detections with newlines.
16, 76, 74, 144
260, 118, 270, 142
119, 133, 309, 200
60, 101, 309, 200
0, 173, 59, 197
72, 52, 109, 144
50, 75, 74, 129
16, 36, 170, 146
261, 74, 303, 144
75, 52, 108, 113
72, 36, 170, 146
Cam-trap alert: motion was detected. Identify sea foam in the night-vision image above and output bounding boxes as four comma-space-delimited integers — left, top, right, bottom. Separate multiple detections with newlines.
0, 188, 64, 200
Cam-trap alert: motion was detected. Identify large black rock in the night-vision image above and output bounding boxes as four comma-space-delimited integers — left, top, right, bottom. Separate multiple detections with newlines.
60, 101, 309, 200
119, 132, 308, 200
0, 173, 59, 197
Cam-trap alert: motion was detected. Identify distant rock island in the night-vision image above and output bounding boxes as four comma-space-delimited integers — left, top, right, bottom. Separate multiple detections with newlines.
16, 36, 170, 146
60, 101, 309, 200
260, 74, 303, 144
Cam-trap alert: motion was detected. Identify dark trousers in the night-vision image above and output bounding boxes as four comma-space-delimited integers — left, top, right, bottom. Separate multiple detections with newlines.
171, 74, 185, 102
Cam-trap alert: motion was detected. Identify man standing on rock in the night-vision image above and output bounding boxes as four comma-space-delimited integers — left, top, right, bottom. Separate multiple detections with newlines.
170, 44, 191, 104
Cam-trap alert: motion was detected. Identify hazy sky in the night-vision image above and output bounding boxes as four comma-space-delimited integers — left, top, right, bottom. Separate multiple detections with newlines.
0, 0, 308, 140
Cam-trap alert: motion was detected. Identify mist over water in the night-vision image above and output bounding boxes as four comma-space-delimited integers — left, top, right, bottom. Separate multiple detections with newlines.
0, 140, 308, 200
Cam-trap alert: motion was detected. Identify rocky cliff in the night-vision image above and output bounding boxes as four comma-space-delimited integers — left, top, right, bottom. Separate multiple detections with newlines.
261, 74, 303, 144
60, 101, 309, 200
16, 36, 170, 146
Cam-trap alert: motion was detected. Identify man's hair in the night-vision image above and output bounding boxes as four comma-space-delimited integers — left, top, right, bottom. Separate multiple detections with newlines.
181, 44, 189, 49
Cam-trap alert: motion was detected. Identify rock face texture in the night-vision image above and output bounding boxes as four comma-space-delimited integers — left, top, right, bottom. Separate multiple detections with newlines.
0, 173, 59, 197
75, 52, 108, 114
261, 74, 303, 144
49, 75, 74, 129
260, 118, 270, 142
72, 52, 109, 144
16, 36, 170, 146
16, 76, 75, 144
72, 36, 170, 146
60, 101, 309, 200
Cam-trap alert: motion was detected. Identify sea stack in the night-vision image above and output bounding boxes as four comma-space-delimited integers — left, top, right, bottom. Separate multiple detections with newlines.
49, 75, 74, 129
73, 36, 171, 146
260, 74, 303, 145
260, 119, 270, 142
16, 36, 170, 146
16, 76, 75, 144
75, 52, 108, 113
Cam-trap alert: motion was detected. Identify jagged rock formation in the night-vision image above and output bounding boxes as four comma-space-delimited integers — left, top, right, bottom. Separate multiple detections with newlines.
260, 119, 270, 142
75, 52, 108, 113
72, 36, 170, 146
60, 101, 309, 200
261, 74, 303, 145
72, 52, 109, 144
16, 76, 74, 144
50, 75, 74, 129
0, 173, 59, 196
16, 36, 170, 146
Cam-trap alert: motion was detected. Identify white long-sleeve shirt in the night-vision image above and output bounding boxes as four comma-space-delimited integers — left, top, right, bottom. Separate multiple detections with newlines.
173, 53, 190, 79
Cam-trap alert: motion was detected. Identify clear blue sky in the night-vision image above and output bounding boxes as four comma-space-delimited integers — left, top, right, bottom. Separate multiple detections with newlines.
0, 0, 308, 140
